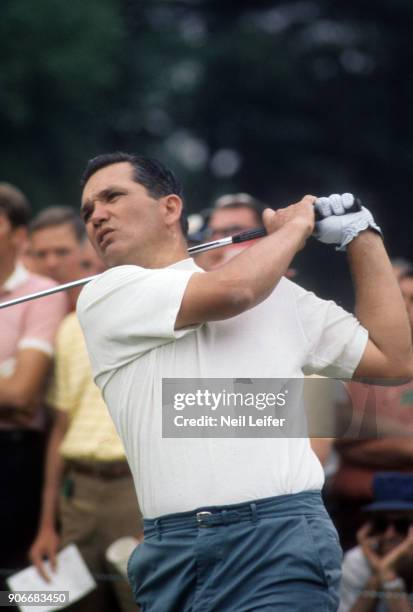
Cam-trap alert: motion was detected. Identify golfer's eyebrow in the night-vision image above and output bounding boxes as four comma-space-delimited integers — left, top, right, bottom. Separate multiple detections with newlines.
81, 187, 125, 220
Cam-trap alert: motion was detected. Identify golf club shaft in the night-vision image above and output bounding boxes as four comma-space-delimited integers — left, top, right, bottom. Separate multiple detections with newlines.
0, 229, 266, 310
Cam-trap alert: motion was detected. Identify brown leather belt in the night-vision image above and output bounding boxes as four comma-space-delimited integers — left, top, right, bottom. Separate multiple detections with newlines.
66, 459, 131, 480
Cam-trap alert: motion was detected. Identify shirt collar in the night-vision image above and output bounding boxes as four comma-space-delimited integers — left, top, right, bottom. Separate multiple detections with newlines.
2, 262, 29, 293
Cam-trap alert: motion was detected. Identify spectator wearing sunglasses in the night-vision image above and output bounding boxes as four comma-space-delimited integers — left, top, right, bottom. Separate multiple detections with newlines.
339, 473, 413, 611
192, 193, 264, 271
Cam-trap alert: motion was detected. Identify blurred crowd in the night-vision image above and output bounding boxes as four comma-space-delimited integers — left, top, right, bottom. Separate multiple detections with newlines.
1, 181, 413, 611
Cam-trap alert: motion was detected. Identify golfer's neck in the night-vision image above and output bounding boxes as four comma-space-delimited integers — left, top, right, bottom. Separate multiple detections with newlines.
138, 241, 189, 269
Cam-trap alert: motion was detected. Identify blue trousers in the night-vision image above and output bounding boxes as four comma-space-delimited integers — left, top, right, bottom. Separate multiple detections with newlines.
128, 491, 342, 611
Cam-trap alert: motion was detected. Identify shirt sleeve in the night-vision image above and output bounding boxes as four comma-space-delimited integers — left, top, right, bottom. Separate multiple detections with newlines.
77, 265, 200, 384
290, 282, 368, 378
18, 288, 67, 356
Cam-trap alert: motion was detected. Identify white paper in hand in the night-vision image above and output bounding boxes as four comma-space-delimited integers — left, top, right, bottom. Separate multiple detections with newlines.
6, 544, 96, 612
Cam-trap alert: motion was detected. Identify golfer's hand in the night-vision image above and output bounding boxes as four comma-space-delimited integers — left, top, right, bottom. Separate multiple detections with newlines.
262, 195, 316, 248
314, 193, 382, 250
29, 526, 59, 582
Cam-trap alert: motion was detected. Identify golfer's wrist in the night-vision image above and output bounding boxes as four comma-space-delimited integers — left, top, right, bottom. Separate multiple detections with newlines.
285, 216, 314, 240
346, 226, 384, 252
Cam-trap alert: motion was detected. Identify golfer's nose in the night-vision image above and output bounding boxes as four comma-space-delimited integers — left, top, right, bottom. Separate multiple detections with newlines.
91, 202, 109, 226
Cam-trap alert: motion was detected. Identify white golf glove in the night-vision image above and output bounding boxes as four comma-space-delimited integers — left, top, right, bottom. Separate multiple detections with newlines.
314, 193, 382, 251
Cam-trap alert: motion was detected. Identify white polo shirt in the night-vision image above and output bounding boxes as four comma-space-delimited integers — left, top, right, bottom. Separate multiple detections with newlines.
77, 258, 368, 518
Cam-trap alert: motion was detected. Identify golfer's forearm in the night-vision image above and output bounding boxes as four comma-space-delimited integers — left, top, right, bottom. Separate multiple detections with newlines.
348, 231, 413, 377
177, 219, 309, 327
212, 220, 308, 309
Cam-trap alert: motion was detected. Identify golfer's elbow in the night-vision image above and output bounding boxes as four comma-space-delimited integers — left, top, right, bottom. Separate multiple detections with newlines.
355, 337, 413, 384
176, 273, 266, 329
219, 281, 274, 318
393, 341, 413, 380
175, 288, 248, 329
224, 285, 256, 316
383, 353, 413, 382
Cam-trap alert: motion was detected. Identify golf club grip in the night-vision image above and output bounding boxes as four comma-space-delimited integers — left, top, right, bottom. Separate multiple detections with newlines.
314, 196, 362, 221
232, 227, 267, 243
232, 197, 363, 244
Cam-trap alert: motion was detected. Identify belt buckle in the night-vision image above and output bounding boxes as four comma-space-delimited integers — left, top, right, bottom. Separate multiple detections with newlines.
196, 511, 212, 527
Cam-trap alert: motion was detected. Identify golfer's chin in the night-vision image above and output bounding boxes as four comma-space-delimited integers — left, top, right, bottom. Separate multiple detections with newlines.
100, 243, 139, 268
98, 242, 123, 268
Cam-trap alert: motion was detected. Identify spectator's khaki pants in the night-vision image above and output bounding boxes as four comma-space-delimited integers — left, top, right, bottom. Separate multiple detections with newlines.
60, 467, 142, 612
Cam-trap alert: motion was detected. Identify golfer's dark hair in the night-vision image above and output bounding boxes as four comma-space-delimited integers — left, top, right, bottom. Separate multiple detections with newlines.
29, 206, 86, 243
81, 152, 188, 236
0, 182, 31, 228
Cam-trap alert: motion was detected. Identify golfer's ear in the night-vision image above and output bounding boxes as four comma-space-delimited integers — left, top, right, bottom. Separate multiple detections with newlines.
161, 195, 183, 228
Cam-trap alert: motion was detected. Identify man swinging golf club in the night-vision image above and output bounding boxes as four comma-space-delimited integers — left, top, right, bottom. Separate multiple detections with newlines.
77, 151, 413, 611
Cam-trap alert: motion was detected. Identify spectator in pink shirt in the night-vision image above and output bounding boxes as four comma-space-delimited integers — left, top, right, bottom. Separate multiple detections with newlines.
0, 183, 67, 591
